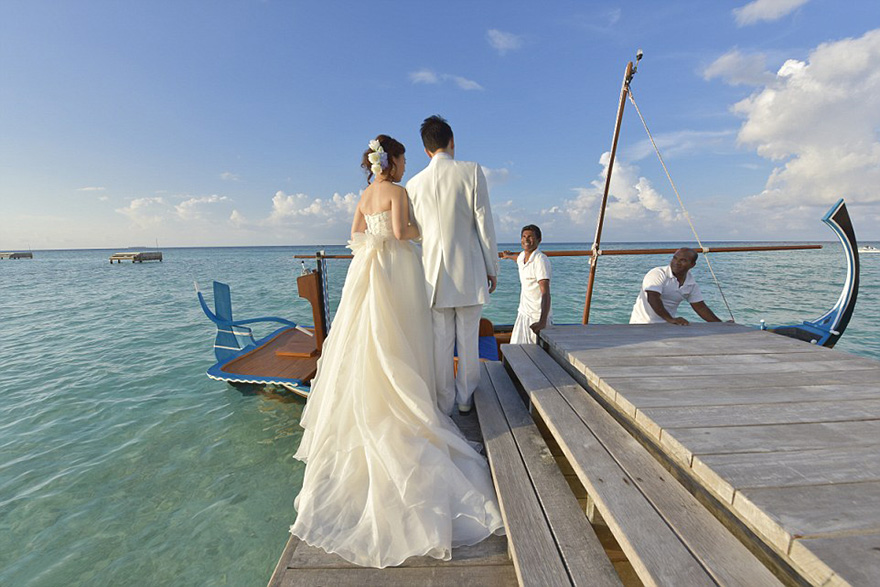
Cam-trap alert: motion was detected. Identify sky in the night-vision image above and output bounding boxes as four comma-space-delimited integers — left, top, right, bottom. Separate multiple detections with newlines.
2, 0, 879, 249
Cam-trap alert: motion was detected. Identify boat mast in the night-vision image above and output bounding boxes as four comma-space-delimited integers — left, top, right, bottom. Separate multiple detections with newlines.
582, 53, 641, 324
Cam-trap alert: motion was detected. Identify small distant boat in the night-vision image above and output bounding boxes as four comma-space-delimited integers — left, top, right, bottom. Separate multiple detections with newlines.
109, 251, 163, 263
0, 251, 33, 259
858, 245, 880, 253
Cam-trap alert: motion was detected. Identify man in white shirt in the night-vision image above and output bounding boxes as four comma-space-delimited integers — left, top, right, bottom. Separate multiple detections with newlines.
630, 248, 723, 325
502, 225, 551, 344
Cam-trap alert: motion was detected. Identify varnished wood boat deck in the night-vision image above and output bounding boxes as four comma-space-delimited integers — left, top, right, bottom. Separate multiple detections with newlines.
269, 411, 517, 586
222, 328, 319, 382
542, 322, 880, 587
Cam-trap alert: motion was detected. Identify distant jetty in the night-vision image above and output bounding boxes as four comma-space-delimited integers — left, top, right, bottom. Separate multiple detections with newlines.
109, 251, 163, 263
0, 252, 33, 259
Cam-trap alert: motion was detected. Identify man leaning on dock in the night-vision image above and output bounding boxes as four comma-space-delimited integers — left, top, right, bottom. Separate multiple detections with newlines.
629, 247, 725, 325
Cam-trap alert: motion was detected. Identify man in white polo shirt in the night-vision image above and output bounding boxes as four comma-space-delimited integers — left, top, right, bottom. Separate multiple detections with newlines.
502, 224, 552, 343
630, 247, 723, 325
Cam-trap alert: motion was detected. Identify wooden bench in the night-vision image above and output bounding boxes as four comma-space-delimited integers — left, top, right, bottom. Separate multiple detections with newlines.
501, 344, 783, 587
473, 361, 622, 587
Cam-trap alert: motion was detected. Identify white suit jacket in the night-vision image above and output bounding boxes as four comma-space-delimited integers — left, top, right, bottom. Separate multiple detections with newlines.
406, 153, 499, 308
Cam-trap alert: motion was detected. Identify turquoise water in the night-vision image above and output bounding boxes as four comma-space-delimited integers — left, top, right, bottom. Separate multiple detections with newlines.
1, 243, 878, 586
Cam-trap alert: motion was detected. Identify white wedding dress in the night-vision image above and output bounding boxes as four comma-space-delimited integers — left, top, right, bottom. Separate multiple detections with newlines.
290, 210, 504, 568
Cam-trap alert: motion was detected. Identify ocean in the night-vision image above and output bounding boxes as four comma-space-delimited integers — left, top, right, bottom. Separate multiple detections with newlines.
2, 242, 878, 586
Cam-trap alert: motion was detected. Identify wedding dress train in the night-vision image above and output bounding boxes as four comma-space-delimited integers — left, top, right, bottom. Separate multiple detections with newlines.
290, 211, 504, 568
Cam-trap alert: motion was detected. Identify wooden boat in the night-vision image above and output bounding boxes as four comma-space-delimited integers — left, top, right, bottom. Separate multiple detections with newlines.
765, 198, 860, 347
195, 259, 330, 400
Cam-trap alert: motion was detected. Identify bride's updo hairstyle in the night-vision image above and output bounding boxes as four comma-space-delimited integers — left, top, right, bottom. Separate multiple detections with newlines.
362, 134, 405, 184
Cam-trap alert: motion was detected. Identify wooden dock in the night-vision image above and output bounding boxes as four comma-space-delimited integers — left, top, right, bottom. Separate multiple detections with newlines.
0, 251, 33, 259
542, 323, 880, 586
270, 323, 880, 586
109, 251, 162, 263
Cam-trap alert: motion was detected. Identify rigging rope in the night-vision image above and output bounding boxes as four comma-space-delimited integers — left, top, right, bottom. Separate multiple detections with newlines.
626, 87, 736, 322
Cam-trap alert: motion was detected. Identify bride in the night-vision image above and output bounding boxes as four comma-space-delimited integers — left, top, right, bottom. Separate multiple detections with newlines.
289, 135, 504, 568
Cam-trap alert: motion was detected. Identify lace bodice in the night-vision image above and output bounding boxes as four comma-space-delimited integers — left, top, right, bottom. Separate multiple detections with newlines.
365, 210, 393, 237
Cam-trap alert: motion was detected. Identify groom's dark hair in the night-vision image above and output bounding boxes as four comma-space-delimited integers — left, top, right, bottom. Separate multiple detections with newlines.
420, 115, 453, 152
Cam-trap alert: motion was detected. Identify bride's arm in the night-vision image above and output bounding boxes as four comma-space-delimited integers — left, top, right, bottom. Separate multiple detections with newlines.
351, 205, 366, 237
391, 187, 419, 241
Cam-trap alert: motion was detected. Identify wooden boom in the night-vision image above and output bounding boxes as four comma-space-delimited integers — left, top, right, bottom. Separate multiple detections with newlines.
295, 244, 822, 262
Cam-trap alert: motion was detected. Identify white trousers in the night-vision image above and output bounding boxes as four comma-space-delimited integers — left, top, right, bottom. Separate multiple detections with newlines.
432, 305, 482, 416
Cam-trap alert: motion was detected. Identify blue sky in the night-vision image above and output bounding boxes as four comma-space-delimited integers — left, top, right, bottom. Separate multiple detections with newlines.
2, 0, 879, 249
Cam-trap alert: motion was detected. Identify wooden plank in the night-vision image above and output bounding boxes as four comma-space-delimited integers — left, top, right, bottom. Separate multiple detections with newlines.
278, 565, 518, 586
733, 481, 880, 554
564, 351, 864, 368
502, 347, 718, 587
474, 365, 573, 587
789, 531, 880, 587
692, 444, 880, 504
516, 344, 782, 587
638, 398, 880, 435
541, 323, 847, 358
222, 329, 319, 381
660, 420, 880, 467
617, 384, 880, 411
585, 359, 879, 379
268, 535, 300, 587
483, 360, 622, 587
286, 535, 511, 569
274, 328, 318, 358
601, 370, 880, 393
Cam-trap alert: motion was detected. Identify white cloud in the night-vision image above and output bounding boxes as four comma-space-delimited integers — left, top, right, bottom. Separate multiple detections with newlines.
77, 186, 106, 192
540, 153, 680, 231
115, 197, 168, 227
175, 195, 231, 221
733, 0, 809, 26
481, 166, 511, 187
228, 190, 361, 242
409, 69, 440, 84
408, 69, 483, 91
626, 129, 736, 161
116, 194, 233, 226
729, 28, 880, 225
265, 191, 359, 224
703, 49, 775, 86
605, 8, 622, 25
450, 76, 483, 91
487, 29, 523, 55
220, 172, 240, 181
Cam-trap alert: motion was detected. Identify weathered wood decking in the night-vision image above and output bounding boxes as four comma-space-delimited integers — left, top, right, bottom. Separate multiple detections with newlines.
270, 323, 879, 586
269, 409, 518, 587
542, 322, 880, 587
109, 251, 163, 263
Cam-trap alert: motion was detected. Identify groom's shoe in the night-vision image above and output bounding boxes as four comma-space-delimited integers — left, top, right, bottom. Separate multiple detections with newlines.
457, 403, 472, 415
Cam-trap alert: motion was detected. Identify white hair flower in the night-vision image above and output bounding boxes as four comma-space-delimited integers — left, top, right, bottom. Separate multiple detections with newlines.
367, 139, 389, 177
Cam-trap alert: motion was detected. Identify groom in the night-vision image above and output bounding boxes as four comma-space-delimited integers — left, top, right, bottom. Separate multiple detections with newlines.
406, 115, 500, 416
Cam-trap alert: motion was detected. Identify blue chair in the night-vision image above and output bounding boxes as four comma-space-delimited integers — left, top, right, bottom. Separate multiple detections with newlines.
196, 281, 297, 362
